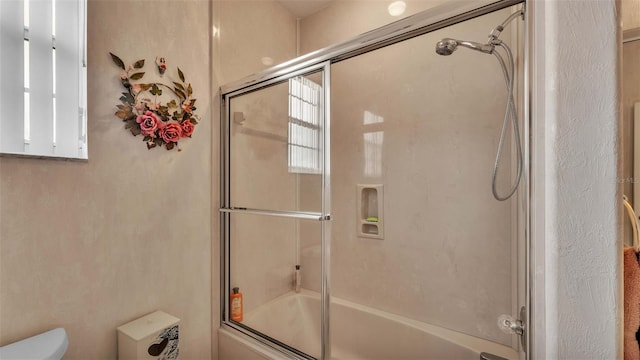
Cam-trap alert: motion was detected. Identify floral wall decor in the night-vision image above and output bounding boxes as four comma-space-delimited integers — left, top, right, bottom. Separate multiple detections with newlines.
110, 52, 200, 151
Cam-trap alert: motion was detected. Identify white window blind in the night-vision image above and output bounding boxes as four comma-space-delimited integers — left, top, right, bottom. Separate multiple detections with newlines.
288, 76, 321, 174
0, 0, 87, 159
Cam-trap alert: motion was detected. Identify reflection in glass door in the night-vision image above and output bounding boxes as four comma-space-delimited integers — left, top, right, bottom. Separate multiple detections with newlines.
221, 63, 331, 360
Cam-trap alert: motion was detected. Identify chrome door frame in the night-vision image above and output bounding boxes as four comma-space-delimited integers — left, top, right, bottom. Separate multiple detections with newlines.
220, 61, 332, 360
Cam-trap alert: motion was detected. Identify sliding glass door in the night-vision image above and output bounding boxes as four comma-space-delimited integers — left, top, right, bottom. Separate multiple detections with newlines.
221, 63, 331, 360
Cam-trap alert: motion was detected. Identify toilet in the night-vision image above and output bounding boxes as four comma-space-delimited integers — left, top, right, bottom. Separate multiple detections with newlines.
0, 328, 68, 360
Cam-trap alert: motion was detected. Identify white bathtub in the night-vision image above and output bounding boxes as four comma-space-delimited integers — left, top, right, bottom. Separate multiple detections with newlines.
220, 290, 518, 360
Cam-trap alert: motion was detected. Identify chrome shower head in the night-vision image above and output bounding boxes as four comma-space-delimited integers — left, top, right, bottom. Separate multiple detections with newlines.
435, 38, 494, 56
435, 38, 457, 55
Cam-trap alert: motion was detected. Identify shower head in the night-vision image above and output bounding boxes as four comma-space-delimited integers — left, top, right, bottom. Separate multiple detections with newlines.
435, 38, 494, 56
435, 38, 457, 55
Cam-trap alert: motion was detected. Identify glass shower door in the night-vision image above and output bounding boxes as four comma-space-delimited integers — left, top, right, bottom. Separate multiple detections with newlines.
219, 2, 527, 359
221, 64, 331, 360
326, 6, 523, 359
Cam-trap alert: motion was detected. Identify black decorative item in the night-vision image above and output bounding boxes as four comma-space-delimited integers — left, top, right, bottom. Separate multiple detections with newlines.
147, 338, 168, 357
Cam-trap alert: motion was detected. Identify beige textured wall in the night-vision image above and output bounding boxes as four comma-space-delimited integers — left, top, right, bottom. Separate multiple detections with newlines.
215, 0, 298, 85
0, 0, 213, 358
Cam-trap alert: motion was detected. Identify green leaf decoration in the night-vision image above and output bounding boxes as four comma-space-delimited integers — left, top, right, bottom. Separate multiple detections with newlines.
166, 142, 175, 150
119, 92, 134, 104
138, 83, 152, 92
143, 135, 152, 142
175, 88, 186, 100
124, 119, 141, 136
115, 106, 134, 120
167, 100, 177, 108
190, 99, 197, 105
134, 59, 145, 69
173, 82, 185, 91
109, 52, 125, 70
187, 84, 193, 97
178, 67, 185, 82
146, 141, 157, 150
129, 72, 145, 80
189, 118, 198, 125
158, 106, 170, 120
150, 84, 161, 96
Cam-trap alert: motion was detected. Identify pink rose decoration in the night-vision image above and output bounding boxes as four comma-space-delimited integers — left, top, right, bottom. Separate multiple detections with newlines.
159, 122, 182, 143
181, 119, 195, 138
136, 110, 160, 137
111, 53, 200, 151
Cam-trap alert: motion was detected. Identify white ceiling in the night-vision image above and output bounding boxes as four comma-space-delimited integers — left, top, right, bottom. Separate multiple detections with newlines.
277, 0, 333, 19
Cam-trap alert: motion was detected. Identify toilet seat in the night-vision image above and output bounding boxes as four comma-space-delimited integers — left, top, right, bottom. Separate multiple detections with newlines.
0, 328, 68, 360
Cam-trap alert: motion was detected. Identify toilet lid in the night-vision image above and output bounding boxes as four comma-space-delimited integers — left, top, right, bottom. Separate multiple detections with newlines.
0, 328, 68, 360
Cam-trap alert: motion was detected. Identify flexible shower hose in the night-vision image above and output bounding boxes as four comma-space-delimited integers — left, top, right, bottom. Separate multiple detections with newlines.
490, 41, 523, 201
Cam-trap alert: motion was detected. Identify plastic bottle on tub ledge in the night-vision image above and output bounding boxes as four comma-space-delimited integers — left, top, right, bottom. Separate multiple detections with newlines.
293, 265, 301, 293
230, 287, 243, 322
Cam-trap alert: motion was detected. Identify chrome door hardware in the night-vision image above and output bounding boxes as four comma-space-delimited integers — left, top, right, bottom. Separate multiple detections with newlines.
480, 352, 509, 360
497, 306, 526, 349
498, 314, 524, 335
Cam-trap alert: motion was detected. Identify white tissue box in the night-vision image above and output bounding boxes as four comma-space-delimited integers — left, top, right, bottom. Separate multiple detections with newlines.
117, 311, 180, 360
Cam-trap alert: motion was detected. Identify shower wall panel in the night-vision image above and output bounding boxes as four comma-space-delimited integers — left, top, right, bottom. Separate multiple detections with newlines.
216, 0, 297, 85
299, 0, 447, 55
299, 8, 518, 346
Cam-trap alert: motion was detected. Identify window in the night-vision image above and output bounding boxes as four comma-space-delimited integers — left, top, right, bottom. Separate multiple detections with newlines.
1, 0, 87, 159
288, 76, 321, 174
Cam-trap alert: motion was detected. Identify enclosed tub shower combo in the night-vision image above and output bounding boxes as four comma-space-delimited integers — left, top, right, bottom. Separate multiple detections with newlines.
219, 0, 530, 359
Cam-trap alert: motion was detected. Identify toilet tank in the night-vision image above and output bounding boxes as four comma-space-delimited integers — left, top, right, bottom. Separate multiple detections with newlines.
0, 328, 68, 360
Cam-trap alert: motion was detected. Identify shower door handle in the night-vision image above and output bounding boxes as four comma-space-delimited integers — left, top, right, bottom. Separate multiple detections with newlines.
480, 352, 509, 360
